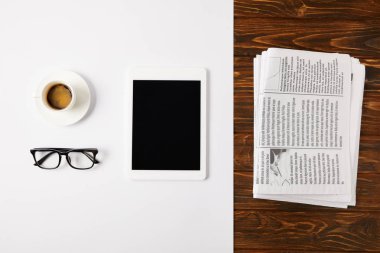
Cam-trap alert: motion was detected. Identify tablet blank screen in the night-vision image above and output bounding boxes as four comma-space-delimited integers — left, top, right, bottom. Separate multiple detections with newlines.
132, 80, 201, 170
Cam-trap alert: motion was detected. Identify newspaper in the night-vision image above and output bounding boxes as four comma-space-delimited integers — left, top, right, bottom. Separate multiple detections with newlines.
253, 48, 365, 208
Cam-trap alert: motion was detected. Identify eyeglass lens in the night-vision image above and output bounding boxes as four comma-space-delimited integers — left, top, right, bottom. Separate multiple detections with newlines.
67, 151, 95, 169
35, 151, 60, 169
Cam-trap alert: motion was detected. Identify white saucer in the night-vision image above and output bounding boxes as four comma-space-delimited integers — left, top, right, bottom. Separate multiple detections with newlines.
34, 70, 91, 126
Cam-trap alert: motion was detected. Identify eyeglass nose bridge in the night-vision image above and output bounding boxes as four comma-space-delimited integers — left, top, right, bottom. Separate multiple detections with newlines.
65, 154, 72, 165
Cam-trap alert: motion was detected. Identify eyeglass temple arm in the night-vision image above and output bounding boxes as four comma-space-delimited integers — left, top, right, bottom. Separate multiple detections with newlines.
82, 151, 100, 164
34, 151, 56, 166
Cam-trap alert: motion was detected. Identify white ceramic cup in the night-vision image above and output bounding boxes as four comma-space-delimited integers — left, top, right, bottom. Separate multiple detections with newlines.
41, 81, 76, 111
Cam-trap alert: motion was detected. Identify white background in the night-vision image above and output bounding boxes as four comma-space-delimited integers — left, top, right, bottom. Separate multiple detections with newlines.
0, 1, 233, 253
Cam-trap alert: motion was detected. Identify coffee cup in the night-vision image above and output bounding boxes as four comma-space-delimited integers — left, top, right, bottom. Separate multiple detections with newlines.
41, 81, 76, 111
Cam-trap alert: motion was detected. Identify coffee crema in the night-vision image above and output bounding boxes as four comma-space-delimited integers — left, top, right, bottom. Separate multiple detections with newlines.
46, 84, 72, 110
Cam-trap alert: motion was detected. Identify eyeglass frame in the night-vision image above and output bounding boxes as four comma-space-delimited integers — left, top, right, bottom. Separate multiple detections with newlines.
30, 148, 100, 170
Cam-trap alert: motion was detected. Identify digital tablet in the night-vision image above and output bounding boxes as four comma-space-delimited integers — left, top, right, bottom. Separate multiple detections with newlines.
126, 68, 207, 180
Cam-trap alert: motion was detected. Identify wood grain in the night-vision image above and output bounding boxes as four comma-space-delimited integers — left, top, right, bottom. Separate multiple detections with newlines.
235, 210, 380, 251
235, 0, 380, 19
235, 19, 380, 65
234, 0, 380, 252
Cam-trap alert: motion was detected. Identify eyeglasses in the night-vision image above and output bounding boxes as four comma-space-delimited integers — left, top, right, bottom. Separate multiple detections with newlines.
30, 148, 100, 170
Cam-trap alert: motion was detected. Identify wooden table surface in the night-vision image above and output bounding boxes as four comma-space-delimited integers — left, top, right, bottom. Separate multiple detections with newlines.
234, 0, 380, 251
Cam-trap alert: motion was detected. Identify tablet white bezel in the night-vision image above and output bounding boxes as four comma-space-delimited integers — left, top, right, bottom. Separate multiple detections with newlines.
126, 67, 207, 180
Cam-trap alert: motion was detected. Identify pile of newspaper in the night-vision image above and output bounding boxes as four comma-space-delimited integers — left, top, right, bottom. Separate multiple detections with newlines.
253, 48, 365, 208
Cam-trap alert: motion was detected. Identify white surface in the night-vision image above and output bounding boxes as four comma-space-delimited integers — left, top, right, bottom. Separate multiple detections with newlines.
127, 67, 207, 180
34, 70, 91, 126
0, 1, 233, 253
